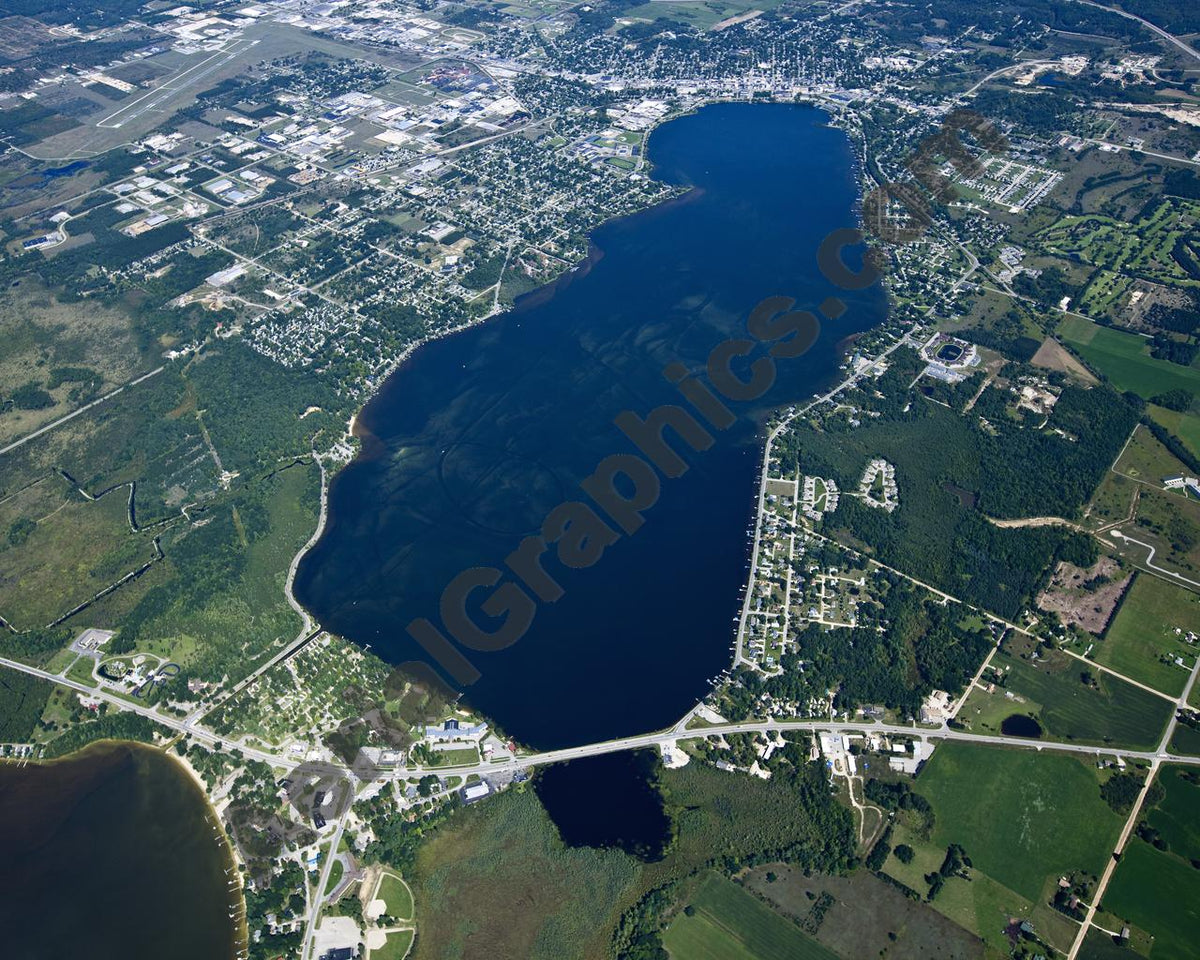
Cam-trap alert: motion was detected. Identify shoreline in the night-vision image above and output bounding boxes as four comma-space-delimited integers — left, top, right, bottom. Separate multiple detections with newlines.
282, 95, 883, 723
0, 738, 250, 960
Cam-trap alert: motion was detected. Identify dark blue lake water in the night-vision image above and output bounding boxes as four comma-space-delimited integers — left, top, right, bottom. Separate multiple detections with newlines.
294, 102, 887, 751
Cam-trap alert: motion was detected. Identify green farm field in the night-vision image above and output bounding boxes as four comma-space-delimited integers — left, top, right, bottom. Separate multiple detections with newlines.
1102, 840, 1200, 960
1170, 722, 1200, 755
1057, 315, 1200, 400
963, 645, 1173, 750
1097, 573, 1200, 696
915, 743, 1125, 902
1147, 404, 1200, 461
1144, 766, 1200, 861
662, 873, 837, 960
742, 864, 985, 960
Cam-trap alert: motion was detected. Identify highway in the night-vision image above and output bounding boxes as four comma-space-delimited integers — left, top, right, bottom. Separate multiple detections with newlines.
0, 654, 286, 768
387, 717, 1200, 782
1071, 0, 1200, 65
7, 647, 1198, 783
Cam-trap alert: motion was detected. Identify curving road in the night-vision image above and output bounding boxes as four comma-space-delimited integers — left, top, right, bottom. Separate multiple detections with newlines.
1070, 0, 1200, 65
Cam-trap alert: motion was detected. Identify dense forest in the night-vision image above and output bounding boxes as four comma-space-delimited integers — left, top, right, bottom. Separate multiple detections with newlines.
774, 351, 1136, 617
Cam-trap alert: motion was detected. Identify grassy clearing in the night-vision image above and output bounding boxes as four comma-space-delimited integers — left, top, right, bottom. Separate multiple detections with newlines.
621, 0, 780, 30
1113, 424, 1192, 484
324, 858, 344, 897
371, 929, 414, 960
428, 746, 478, 766
1057, 315, 1200, 399
377, 873, 414, 921
0, 278, 148, 446
916, 743, 1124, 902
662, 873, 837, 960
1084, 471, 1137, 530
1078, 926, 1141, 960
1097, 573, 1200, 696
1118, 485, 1200, 579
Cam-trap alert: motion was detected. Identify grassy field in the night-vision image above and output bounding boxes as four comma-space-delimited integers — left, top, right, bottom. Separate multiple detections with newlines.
662, 873, 837, 960
743, 864, 985, 960
1097, 573, 1200, 696
0, 476, 153, 631
1144, 766, 1200, 860
1169, 722, 1200, 755
371, 928, 414, 960
0, 278, 149, 446
429, 746, 479, 766
377, 873, 414, 921
324, 858, 344, 897
1147, 403, 1200, 460
621, 0, 784, 30
1118, 484, 1200, 579
410, 787, 639, 960
408, 760, 853, 960
1078, 926, 1142, 960
1101, 839, 1200, 959
962, 645, 1173, 750
1113, 423, 1193, 484
1084, 470, 1138, 530
916, 743, 1125, 902
1057, 315, 1200, 399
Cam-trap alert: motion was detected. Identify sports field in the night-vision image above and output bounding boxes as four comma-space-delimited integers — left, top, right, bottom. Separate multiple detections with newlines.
370, 928, 414, 960
1056, 315, 1200, 400
1098, 573, 1200, 696
376, 873, 414, 921
662, 873, 837, 960
916, 743, 1124, 902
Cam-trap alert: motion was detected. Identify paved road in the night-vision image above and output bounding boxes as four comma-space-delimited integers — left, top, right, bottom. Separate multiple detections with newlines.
1067, 655, 1200, 960
1071, 0, 1200, 64
1111, 530, 1200, 590
386, 717, 1200, 782
9, 645, 1197, 781
300, 809, 350, 960
0, 654, 285, 768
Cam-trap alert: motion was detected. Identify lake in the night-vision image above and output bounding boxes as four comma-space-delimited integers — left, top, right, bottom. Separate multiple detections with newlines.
0, 742, 242, 960
534, 749, 673, 860
294, 102, 888, 752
